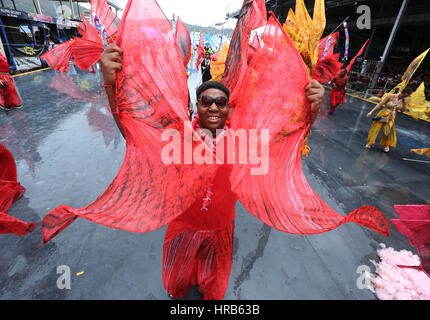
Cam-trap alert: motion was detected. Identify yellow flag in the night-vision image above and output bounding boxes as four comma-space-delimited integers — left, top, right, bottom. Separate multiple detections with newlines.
309, 0, 326, 67
210, 42, 229, 82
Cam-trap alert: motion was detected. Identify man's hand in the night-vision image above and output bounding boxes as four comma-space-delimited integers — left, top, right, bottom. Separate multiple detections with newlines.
366, 112, 372, 118
306, 79, 324, 114
100, 44, 123, 86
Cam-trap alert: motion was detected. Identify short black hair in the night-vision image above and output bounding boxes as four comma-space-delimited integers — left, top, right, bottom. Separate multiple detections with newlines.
196, 81, 230, 100
401, 87, 413, 95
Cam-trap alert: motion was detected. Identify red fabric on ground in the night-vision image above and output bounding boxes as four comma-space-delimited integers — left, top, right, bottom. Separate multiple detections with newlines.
0, 143, 36, 235
391, 205, 430, 277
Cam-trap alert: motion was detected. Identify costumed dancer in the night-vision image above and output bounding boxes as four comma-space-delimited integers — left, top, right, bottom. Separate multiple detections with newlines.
0, 53, 21, 110
365, 87, 412, 153
328, 68, 347, 114
42, 0, 390, 301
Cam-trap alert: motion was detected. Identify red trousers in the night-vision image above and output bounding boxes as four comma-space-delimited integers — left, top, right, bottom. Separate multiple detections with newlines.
329, 89, 346, 113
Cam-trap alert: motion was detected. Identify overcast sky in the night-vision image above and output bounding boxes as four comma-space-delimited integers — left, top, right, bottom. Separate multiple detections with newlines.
115, 0, 243, 28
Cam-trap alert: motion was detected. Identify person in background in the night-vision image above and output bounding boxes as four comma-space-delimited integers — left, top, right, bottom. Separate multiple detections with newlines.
328, 68, 348, 115
200, 51, 212, 83
365, 87, 412, 153
0, 53, 21, 110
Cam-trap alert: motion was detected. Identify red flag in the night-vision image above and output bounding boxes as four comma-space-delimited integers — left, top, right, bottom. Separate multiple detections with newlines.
346, 39, 369, 74
175, 16, 192, 67
222, 0, 267, 107
195, 32, 204, 71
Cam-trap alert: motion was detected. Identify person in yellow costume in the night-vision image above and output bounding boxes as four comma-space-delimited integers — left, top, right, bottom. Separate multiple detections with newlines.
365, 87, 413, 153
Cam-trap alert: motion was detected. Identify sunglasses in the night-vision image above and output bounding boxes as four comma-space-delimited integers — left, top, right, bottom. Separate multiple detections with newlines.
198, 95, 228, 108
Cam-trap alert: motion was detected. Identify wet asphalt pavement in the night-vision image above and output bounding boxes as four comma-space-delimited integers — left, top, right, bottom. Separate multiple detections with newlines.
0, 68, 429, 300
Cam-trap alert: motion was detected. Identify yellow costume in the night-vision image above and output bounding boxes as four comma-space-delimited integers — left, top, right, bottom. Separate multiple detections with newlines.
366, 95, 404, 148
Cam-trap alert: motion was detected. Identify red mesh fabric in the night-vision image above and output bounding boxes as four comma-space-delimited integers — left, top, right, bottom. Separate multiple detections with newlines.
163, 222, 234, 300
346, 39, 368, 74
318, 32, 339, 60
175, 17, 192, 67
312, 45, 343, 84
195, 32, 204, 71
0, 143, 36, 235
229, 14, 389, 236
41, 40, 73, 73
90, 0, 119, 41
391, 205, 430, 277
0, 73, 21, 108
72, 16, 104, 71
0, 53, 10, 72
247, 33, 260, 64
222, 0, 267, 108
42, 0, 219, 243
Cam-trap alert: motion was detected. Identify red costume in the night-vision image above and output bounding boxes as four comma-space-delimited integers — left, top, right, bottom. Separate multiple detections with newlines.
329, 72, 348, 113
41, 0, 390, 300
0, 143, 36, 235
0, 54, 21, 109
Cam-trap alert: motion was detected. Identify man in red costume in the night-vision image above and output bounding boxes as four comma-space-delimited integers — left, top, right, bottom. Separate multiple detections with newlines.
100, 44, 325, 300
328, 68, 348, 115
0, 53, 21, 110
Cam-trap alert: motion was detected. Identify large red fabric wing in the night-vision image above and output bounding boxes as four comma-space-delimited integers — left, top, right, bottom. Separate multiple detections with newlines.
222, 0, 267, 107
71, 16, 104, 71
175, 17, 192, 67
41, 40, 73, 72
391, 205, 430, 276
346, 39, 368, 74
90, 0, 119, 40
41, 0, 218, 243
0, 143, 36, 235
229, 14, 389, 236
71, 39, 104, 71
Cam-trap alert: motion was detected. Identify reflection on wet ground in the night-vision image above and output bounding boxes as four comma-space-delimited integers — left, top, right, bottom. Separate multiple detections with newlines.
0, 68, 429, 299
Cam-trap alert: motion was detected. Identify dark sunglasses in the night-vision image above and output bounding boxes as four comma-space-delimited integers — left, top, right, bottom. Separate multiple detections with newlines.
198, 95, 228, 108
